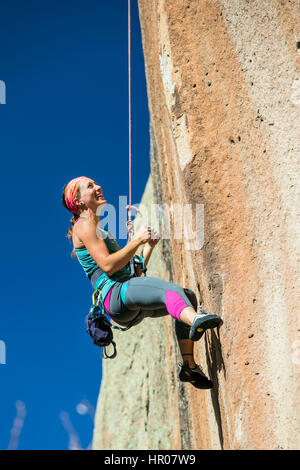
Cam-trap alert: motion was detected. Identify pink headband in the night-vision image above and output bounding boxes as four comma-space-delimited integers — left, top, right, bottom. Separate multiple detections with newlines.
64, 176, 87, 214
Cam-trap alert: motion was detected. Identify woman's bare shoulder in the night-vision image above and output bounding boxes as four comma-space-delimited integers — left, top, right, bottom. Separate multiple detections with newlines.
72, 228, 85, 249
72, 218, 92, 249
73, 218, 103, 249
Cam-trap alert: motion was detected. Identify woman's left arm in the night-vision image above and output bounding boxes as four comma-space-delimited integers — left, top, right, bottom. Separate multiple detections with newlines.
141, 243, 155, 266
142, 228, 161, 266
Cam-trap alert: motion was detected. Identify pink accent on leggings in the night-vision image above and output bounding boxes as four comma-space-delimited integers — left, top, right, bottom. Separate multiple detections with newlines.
165, 290, 188, 321
103, 288, 113, 319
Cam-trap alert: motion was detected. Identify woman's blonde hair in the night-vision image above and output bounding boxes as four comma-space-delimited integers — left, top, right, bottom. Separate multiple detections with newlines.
62, 184, 81, 257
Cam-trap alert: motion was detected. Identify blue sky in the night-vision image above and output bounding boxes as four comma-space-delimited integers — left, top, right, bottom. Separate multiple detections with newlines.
0, 0, 149, 450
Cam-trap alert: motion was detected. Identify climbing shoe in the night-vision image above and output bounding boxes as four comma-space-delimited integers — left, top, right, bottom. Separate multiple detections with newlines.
189, 310, 223, 342
179, 363, 213, 390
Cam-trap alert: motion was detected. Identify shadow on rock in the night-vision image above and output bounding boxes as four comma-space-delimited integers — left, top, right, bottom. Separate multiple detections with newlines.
204, 328, 226, 450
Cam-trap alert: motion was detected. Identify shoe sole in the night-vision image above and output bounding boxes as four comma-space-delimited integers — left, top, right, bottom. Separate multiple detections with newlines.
192, 381, 213, 390
179, 369, 213, 390
179, 375, 213, 390
189, 315, 223, 342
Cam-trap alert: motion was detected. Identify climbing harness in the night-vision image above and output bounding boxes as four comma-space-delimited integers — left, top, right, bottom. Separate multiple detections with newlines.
86, 249, 146, 359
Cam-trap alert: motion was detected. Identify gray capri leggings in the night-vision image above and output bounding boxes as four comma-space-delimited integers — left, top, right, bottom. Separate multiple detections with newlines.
103, 276, 198, 341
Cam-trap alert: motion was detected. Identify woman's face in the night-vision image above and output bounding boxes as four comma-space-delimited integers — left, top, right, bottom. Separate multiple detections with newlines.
76, 177, 107, 212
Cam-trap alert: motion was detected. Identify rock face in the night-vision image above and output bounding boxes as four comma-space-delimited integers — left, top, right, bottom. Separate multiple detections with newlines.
93, 0, 300, 450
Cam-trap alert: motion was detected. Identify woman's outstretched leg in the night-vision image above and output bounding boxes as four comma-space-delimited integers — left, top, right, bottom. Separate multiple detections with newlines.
175, 322, 214, 389
176, 288, 197, 368
178, 339, 196, 368
105, 279, 221, 389
175, 289, 214, 389
121, 276, 223, 341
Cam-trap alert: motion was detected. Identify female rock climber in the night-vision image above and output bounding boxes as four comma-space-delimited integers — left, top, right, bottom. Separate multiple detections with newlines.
62, 176, 223, 390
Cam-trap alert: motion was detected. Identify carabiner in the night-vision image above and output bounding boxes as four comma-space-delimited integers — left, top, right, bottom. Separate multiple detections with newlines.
92, 288, 102, 307
102, 341, 117, 359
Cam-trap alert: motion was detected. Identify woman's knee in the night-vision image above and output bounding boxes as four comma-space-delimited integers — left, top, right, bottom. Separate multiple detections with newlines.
183, 288, 198, 311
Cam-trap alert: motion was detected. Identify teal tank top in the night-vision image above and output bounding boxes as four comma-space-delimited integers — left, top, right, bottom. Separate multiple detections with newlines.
74, 220, 131, 301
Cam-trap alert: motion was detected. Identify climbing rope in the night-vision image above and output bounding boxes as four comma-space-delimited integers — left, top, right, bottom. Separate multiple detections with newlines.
126, 0, 144, 243
127, 0, 134, 241
126, 0, 148, 277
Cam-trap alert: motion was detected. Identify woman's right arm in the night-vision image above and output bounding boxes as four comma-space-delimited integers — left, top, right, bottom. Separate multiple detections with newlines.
76, 221, 152, 276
